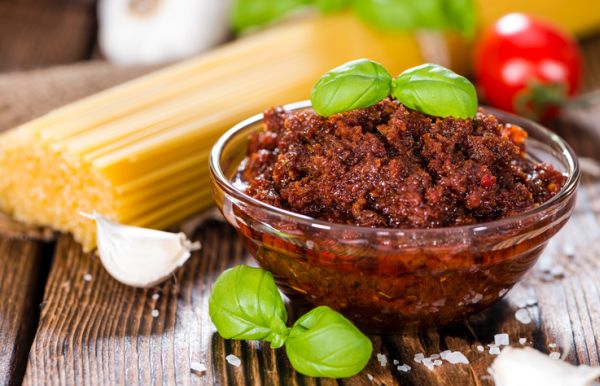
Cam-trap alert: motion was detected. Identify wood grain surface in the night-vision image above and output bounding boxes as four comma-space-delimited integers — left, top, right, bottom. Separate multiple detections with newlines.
0, 239, 49, 386
1, 13, 600, 386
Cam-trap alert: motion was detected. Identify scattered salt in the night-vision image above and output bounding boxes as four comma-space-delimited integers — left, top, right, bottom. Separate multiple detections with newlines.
495, 334, 510, 347
549, 352, 561, 360
397, 364, 411, 372
519, 338, 527, 345
152, 293, 160, 301
414, 353, 425, 363
376, 353, 388, 367
152, 309, 159, 318
226, 354, 241, 367
430, 354, 441, 360
477, 345, 484, 352
515, 308, 532, 324
190, 361, 206, 374
422, 358, 435, 370
562, 243, 575, 257
393, 359, 399, 365
490, 346, 501, 355
550, 265, 565, 278
445, 351, 469, 364
367, 373, 374, 381
440, 350, 452, 359
433, 359, 443, 366
84, 273, 93, 282
548, 343, 557, 348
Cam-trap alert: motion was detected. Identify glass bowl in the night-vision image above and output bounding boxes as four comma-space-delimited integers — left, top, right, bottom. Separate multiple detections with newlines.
209, 101, 580, 333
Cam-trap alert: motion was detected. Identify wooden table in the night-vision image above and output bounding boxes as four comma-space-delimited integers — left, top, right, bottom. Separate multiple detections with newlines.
1, 4, 600, 385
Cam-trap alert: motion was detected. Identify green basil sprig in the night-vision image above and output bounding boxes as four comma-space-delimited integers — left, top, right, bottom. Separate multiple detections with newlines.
310, 60, 478, 119
209, 265, 373, 378
286, 306, 372, 378
231, 0, 476, 38
310, 59, 392, 117
208, 265, 289, 348
391, 63, 478, 119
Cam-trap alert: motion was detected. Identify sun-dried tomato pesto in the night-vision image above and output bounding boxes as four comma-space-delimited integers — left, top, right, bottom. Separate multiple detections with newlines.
240, 99, 565, 228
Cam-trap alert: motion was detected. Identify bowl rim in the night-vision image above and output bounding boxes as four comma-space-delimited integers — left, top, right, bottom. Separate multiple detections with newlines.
210, 100, 580, 235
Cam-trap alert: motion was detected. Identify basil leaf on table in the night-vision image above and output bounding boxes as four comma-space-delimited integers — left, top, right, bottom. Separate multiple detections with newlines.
392, 63, 478, 119
310, 58, 392, 117
208, 265, 289, 348
285, 306, 373, 378
231, 0, 312, 33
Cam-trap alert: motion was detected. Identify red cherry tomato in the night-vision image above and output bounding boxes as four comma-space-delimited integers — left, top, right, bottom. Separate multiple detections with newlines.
475, 13, 583, 120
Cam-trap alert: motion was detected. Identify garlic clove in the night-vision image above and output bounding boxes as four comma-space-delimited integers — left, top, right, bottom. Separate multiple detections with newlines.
82, 212, 201, 288
490, 347, 600, 386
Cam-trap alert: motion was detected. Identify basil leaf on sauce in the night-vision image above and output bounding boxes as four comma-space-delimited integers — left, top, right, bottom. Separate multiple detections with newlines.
392, 63, 478, 119
285, 306, 373, 378
208, 265, 289, 348
310, 58, 392, 117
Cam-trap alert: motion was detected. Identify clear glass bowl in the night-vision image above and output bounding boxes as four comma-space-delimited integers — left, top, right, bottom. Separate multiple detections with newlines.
209, 101, 580, 333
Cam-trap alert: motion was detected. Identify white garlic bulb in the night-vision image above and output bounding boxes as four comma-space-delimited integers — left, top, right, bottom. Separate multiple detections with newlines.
98, 0, 232, 66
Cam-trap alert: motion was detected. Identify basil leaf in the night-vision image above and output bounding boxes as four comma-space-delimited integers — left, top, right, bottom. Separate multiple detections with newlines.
209, 265, 289, 348
392, 63, 478, 119
310, 58, 392, 117
352, 0, 476, 37
316, 0, 352, 13
442, 0, 477, 38
285, 306, 373, 378
352, 0, 445, 31
231, 0, 312, 33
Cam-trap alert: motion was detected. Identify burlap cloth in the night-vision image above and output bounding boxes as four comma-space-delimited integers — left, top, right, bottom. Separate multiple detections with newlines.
0, 61, 157, 239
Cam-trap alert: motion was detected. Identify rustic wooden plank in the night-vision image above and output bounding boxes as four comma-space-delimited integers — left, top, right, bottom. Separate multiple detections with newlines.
0, 0, 97, 71
0, 237, 49, 386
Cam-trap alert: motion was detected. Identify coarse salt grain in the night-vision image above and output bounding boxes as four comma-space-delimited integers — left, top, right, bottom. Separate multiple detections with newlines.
433, 359, 443, 366
393, 359, 399, 365
422, 358, 435, 370
398, 364, 411, 372
367, 373, 374, 381
562, 244, 575, 257
226, 354, 241, 367
548, 343, 557, 348
490, 346, 501, 355
414, 353, 425, 363
440, 350, 451, 359
445, 351, 469, 365
190, 361, 206, 374
152, 293, 160, 300
376, 353, 388, 367
430, 354, 441, 360
495, 334, 509, 347
550, 265, 565, 277
84, 273, 93, 282
519, 338, 527, 345
152, 309, 159, 318
477, 345, 484, 352
549, 352, 561, 360
515, 308, 532, 324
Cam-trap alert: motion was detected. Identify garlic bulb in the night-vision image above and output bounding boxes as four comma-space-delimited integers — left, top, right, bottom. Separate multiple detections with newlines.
82, 213, 201, 287
490, 347, 600, 386
98, 0, 232, 66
